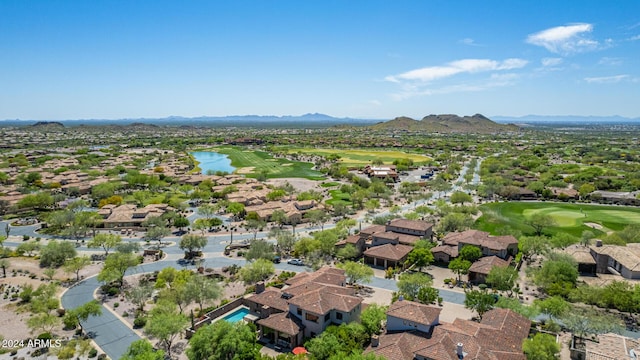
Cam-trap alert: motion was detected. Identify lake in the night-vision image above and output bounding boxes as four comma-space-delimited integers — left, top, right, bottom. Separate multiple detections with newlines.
191, 151, 235, 174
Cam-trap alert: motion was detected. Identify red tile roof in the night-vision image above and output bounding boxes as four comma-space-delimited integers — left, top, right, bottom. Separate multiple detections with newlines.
364, 243, 413, 261
387, 300, 442, 325
469, 256, 510, 276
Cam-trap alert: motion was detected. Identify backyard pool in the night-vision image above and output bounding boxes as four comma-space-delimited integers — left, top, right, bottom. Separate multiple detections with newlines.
221, 307, 250, 323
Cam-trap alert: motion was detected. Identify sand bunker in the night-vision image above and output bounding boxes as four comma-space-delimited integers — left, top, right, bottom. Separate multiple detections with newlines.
584, 222, 603, 230
236, 167, 255, 174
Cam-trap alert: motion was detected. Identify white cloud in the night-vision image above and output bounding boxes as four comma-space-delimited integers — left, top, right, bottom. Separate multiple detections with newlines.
390, 73, 521, 100
459, 38, 482, 46
541, 57, 563, 67
526, 23, 600, 55
368, 100, 382, 106
584, 75, 629, 83
385, 58, 528, 83
598, 57, 623, 66
630, 34, 640, 41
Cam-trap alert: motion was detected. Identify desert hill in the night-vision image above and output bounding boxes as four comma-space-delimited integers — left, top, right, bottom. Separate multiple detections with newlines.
371, 114, 518, 133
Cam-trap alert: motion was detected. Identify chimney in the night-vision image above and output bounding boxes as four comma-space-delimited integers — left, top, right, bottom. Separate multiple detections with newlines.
255, 281, 265, 294
595, 239, 603, 247
457, 343, 465, 358
371, 334, 379, 347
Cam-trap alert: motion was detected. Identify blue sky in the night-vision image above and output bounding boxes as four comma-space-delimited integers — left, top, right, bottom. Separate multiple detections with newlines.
1, 0, 639, 120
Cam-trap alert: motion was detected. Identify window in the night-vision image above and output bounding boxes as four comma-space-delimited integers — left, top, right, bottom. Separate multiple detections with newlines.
297, 308, 302, 316
306, 313, 319, 323
325, 313, 330, 322
336, 312, 343, 320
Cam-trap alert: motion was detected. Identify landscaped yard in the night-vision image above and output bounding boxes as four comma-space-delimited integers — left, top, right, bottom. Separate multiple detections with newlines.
211, 147, 325, 180
476, 202, 640, 237
286, 148, 432, 167
326, 189, 352, 206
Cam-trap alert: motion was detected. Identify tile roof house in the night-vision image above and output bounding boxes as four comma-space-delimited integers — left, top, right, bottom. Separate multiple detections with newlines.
364, 243, 414, 269
468, 256, 510, 285
439, 230, 518, 261
99, 203, 174, 229
590, 242, 640, 279
367, 300, 531, 360
570, 332, 640, 360
245, 267, 362, 349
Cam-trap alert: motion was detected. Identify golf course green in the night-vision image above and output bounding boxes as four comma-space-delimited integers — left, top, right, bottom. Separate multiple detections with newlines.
476, 202, 640, 237
204, 147, 325, 180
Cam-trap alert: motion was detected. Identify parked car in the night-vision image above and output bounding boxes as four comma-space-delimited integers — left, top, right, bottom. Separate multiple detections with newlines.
287, 258, 304, 266
273, 256, 281, 264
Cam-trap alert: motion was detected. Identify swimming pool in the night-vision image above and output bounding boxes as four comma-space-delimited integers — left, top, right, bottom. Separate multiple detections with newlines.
221, 307, 250, 323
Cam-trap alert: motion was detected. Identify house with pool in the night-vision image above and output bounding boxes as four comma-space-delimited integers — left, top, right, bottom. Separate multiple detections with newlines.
247, 266, 363, 349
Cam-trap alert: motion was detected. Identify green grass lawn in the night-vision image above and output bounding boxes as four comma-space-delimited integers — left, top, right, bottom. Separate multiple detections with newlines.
320, 181, 341, 188
212, 147, 325, 180
476, 202, 640, 238
287, 148, 431, 167
326, 189, 352, 206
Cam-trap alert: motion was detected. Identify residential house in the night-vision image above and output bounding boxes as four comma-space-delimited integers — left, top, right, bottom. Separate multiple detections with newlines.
468, 256, 510, 285
99, 203, 174, 229
570, 332, 640, 360
245, 267, 363, 349
563, 244, 597, 275
438, 230, 518, 261
590, 242, 640, 279
367, 300, 531, 360
364, 243, 413, 269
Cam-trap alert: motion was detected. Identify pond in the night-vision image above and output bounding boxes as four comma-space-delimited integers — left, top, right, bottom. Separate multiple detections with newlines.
191, 151, 235, 174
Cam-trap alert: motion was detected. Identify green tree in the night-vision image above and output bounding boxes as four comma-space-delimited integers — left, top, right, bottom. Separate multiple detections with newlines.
121, 339, 165, 360
126, 283, 154, 312
406, 248, 434, 271
274, 229, 296, 254
359, 304, 388, 336
522, 333, 560, 360
336, 244, 359, 261
39, 241, 77, 268
244, 239, 275, 262
518, 236, 549, 260
173, 215, 190, 231
464, 289, 495, 320
197, 203, 218, 221
450, 191, 472, 205
337, 261, 374, 286
87, 233, 123, 256
97, 252, 140, 288
526, 213, 556, 236
27, 312, 61, 334
63, 300, 102, 332
185, 275, 222, 312
240, 258, 275, 284
179, 234, 208, 255
436, 212, 474, 233
305, 209, 330, 230
535, 296, 570, 322
16, 241, 40, 257
144, 301, 188, 357
63, 255, 92, 281
144, 225, 171, 247
244, 219, 267, 241
459, 245, 482, 262
270, 209, 287, 228
417, 286, 440, 305
397, 272, 433, 301
486, 266, 518, 295
448, 257, 472, 284
187, 321, 259, 360
531, 253, 578, 296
